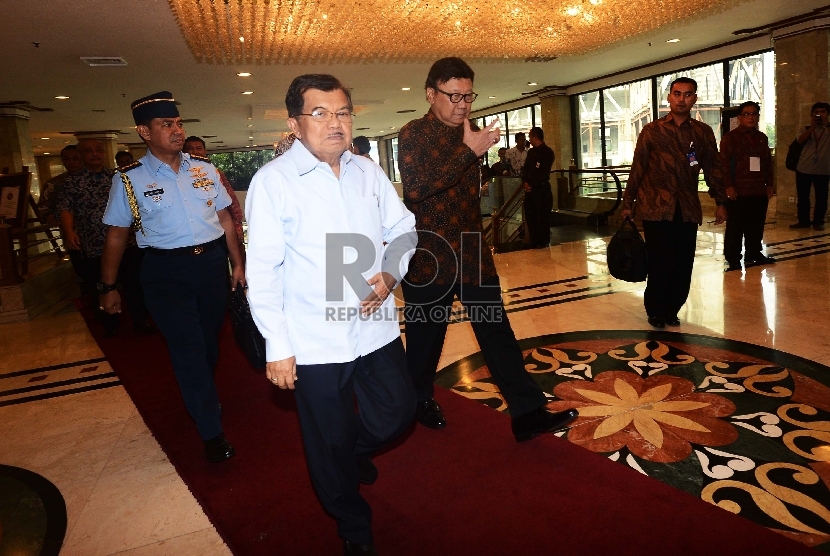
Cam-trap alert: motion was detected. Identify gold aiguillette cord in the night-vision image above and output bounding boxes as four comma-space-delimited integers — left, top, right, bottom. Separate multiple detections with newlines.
119, 171, 145, 235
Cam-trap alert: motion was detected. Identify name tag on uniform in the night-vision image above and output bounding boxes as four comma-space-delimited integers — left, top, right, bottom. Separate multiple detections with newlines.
143, 188, 164, 197
749, 157, 760, 172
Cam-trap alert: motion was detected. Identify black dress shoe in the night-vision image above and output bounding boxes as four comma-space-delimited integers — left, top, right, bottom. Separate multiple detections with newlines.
664, 315, 680, 327
343, 540, 378, 555
724, 262, 742, 272
647, 316, 665, 329
512, 407, 579, 442
814, 223, 825, 231
204, 433, 235, 463
790, 222, 811, 229
415, 398, 446, 429
357, 458, 377, 485
745, 255, 775, 267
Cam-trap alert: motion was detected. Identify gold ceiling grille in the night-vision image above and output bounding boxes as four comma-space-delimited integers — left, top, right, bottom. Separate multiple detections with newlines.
170, 0, 742, 64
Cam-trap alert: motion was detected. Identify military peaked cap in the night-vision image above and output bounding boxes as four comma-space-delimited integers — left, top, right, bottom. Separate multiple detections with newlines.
131, 91, 179, 125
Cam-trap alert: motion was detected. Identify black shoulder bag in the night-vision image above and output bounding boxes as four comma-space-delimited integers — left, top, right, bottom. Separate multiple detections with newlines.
228, 285, 266, 371
607, 217, 648, 282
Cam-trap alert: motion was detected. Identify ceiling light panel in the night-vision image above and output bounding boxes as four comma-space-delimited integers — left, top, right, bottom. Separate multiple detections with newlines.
169, 0, 736, 63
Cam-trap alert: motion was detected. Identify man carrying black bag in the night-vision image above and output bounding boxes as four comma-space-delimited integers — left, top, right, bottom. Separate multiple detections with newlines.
620, 77, 727, 329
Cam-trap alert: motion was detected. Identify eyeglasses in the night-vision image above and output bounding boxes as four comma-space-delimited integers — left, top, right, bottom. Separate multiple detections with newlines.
739, 112, 759, 117
293, 110, 354, 123
435, 88, 478, 104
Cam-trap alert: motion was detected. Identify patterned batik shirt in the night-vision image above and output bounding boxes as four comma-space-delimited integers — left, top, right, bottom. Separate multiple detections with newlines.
57, 167, 135, 257
399, 111, 497, 286
622, 114, 726, 224
720, 126, 773, 197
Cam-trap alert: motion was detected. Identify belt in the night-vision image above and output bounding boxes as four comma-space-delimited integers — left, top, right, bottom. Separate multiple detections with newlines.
146, 237, 222, 256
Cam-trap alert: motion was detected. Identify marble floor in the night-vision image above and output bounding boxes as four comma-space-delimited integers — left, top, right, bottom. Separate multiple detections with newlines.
1, 218, 829, 555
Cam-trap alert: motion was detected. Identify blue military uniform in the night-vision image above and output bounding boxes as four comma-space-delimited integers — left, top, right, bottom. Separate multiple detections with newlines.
102, 91, 235, 450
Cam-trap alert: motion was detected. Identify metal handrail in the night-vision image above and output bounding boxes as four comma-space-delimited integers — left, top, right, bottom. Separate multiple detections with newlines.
552, 167, 628, 224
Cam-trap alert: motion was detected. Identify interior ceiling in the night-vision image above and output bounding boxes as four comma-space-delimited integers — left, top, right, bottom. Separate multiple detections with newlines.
0, 0, 825, 156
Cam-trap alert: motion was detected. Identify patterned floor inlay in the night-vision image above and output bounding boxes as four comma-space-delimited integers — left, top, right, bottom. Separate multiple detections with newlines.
0, 358, 119, 407
435, 331, 830, 551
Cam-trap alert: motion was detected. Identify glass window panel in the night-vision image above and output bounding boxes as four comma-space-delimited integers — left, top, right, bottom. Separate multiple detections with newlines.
209, 149, 277, 191
658, 63, 725, 138
729, 51, 775, 148
577, 90, 603, 168
391, 137, 400, 182
485, 113, 508, 163
533, 104, 542, 128
601, 80, 653, 167
367, 139, 379, 164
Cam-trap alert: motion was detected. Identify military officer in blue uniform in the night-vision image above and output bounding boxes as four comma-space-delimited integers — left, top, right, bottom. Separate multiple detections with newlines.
99, 91, 245, 463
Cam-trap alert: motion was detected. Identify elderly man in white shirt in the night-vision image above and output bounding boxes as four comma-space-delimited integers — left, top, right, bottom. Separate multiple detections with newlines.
245, 74, 416, 556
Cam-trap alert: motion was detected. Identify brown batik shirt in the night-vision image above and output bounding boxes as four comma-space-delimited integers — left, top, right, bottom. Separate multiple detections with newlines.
622, 114, 726, 224
719, 126, 773, 197
399, 111, 497, 286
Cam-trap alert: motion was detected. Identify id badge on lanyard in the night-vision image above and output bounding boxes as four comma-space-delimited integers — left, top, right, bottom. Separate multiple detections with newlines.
687, 142, 699, 167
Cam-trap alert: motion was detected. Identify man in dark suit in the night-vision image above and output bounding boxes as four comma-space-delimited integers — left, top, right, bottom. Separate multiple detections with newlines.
522, 127, 555, 248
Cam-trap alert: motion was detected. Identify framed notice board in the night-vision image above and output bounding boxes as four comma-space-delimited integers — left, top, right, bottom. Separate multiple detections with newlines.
721, 106, 742, 139
0, 171, 32, 228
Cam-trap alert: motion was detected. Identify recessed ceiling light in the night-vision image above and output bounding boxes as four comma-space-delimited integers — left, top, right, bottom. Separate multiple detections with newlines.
41, 137, 49, 140
43, 152, 50, 155
239, 36, 245, 43
666, 38, 680, 43
247, 124, 253, 127
242, 91, 254, 95
489, 96, 496, 99
402, 87, 410, 91
248, 136, 254, 139
528, 82, 538, 86
55, 95, 69, 100
237, 72, 251, 77
322, 14, 328, 19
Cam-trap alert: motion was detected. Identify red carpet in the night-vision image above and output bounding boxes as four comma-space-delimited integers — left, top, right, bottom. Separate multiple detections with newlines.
83, 311, 813, 555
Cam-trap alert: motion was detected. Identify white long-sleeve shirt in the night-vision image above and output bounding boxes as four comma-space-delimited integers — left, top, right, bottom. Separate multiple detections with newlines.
245, 140, 416, 365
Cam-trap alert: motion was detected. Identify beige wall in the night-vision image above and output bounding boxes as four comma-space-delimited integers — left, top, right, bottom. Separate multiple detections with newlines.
774, 29, 830, 221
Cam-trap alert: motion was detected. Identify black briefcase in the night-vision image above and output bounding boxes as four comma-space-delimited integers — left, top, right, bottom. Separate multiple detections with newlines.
607, 217, 648, 282
228, 285, 266, 371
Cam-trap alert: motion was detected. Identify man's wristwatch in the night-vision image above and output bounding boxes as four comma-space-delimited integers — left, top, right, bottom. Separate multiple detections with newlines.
96, 282, 117, 294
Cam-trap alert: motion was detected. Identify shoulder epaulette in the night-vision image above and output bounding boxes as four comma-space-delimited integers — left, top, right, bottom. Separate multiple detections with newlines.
119, 160, 143, 172
189, 154, 211, 163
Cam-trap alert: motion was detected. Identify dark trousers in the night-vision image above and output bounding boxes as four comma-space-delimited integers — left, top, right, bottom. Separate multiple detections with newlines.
74, 247, 150, 331
642, 209, 698, 319
524, 183, 553, 247
795, 171, 829, 225
294, 338, 415, 544
140, 248, 228, 441
724, 195, 769, 264
401, 276, 546, 418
